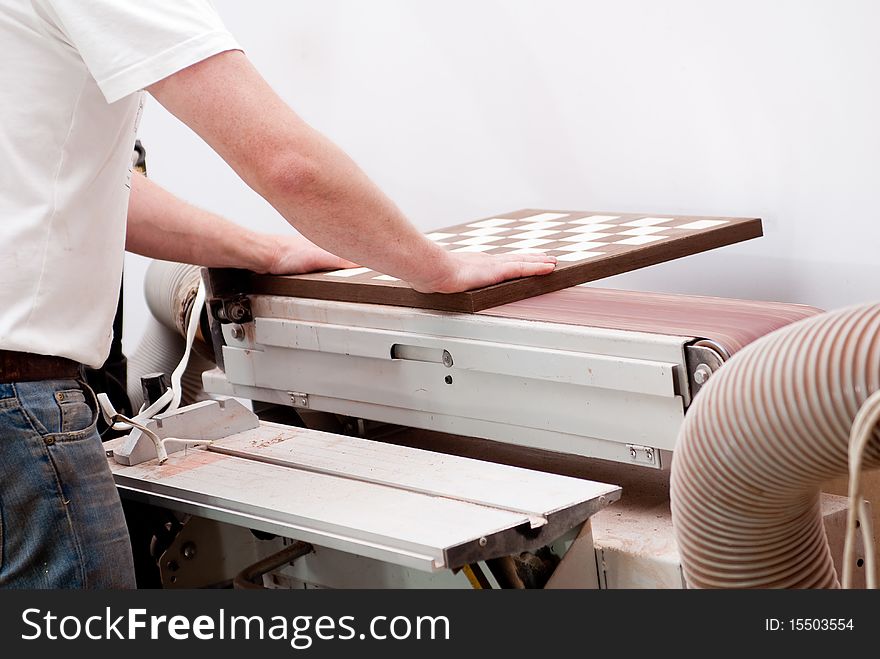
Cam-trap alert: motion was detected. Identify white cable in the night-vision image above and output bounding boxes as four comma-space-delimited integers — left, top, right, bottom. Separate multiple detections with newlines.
107, 412, 213, 465
842, 388, 880, 588
166, 278, 206, 415
108, 412, 168, 464
98, 278, 209, 461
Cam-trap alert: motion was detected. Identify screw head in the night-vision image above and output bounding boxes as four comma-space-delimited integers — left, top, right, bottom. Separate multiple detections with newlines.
230, 325, 244, 340
442, 350, 454, 368
630, 447, 637, 459
693, 364, 712, 386
478, 537, 488, 547
182, 542, 197, 560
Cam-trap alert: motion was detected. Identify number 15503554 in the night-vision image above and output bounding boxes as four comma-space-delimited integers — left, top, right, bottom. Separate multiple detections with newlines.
765, 619, 854, 631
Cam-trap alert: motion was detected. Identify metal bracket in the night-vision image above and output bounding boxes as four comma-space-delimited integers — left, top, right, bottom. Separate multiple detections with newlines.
288, 392, 310, 409
684, 340, 728, 402
626, 443, 658, 467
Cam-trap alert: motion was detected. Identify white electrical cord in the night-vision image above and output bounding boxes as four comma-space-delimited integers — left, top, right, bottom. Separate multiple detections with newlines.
99, 279, 210, 463
842, 388, 880, 589
105, 412, 208, 464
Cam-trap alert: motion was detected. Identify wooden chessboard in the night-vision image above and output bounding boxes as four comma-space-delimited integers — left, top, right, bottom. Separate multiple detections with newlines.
249, 209, 762, 312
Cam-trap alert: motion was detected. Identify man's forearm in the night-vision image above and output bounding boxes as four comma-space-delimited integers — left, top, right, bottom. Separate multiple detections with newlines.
126, 172, 274, 271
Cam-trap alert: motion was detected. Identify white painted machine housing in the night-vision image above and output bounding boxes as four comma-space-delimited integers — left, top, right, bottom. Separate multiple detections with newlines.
203, 293, 700, 468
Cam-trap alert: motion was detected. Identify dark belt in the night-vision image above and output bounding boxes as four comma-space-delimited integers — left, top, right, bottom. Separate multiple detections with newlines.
0, 350, 82, 384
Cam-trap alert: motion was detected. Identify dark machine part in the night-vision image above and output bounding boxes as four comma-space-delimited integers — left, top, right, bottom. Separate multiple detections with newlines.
133, 140, 147, 176
233, 542, 314, 590
209, 293, 253, 325
201, 267, 257, 369
486, 548, 561, 589
140, 372, 169, 408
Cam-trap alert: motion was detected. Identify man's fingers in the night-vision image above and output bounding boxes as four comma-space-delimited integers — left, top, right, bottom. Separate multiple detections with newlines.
493, 252, 557, 264
408, 251, 557, 293
495, 259, 556, 282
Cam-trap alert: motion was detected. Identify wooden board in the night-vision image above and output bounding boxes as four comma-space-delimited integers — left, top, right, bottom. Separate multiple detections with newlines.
249, 209, 763, 312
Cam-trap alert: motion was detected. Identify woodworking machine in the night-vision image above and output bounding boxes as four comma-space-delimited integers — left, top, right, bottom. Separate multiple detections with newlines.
200, 269, 819, 469
107, 266, 843, 589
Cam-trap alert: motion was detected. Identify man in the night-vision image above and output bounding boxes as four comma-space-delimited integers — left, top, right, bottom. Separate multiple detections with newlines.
0, 1, 556, 588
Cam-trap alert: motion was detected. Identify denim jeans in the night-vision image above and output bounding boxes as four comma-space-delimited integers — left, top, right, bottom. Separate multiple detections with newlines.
0, 378, 135, 588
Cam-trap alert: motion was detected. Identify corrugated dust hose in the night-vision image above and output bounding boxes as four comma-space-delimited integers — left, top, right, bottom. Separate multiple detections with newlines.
127, 260, 214, 411
671, 303, 880, 588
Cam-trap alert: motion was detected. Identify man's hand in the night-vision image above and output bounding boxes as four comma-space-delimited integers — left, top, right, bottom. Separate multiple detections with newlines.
410, 252, 557, 294
264, 233, 357, 275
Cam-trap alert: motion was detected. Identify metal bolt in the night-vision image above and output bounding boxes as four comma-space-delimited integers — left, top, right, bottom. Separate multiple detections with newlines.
228, 303, 247, 322
630, 447, 637, 459
230, 325, 244, 340
478, 537, 488, 547
105, 450, 114, 458
645, 448, 655, 462
693, 363, 712, 386
442, 350, 454, 368
182, 542, 197, 560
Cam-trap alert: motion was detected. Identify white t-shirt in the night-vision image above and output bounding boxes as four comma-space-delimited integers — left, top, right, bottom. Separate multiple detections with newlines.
0, 0, 240, 368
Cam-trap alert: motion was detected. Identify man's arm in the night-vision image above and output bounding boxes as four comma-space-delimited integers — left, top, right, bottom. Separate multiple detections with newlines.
146, 51, 555, 294
126, 171, 354, 274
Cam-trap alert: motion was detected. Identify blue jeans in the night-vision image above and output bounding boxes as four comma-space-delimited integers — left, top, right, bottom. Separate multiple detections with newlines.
0, 378, 135, 588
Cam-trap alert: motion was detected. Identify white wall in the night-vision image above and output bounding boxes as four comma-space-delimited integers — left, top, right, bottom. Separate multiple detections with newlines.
126, 0, 880, 353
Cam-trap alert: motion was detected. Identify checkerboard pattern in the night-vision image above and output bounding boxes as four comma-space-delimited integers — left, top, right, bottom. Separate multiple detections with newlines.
317, 211, 740, 282
253, 209, 761, 312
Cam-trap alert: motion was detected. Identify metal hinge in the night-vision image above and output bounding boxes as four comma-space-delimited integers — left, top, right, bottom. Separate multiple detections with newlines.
626, 444, 658, 466
684, 340, 729, 402
288, 392, 310, 409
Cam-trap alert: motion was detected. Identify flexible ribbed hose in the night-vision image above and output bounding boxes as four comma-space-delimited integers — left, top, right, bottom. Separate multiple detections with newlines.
671, 303, 880, 588
143, 260, 202, 336
127, 261, 213, 411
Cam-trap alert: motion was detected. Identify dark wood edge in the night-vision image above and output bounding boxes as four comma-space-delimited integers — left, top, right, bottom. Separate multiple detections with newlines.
249, 274, 480, 313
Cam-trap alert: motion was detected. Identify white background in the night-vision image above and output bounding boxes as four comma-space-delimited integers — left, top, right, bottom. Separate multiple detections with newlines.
127, 0, 880, 352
